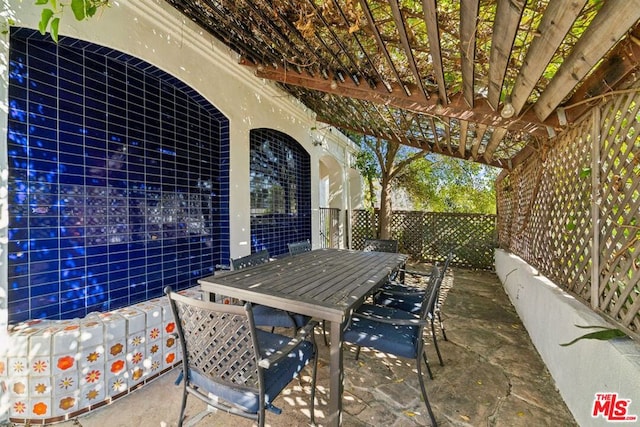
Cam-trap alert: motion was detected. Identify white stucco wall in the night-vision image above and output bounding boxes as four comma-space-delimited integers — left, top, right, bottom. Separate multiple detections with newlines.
495, 249, 640, 426
0, 0, 360, 263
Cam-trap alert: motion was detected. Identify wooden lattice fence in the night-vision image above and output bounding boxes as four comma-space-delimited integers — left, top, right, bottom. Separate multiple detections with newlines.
350, 210, 497, 269
497, 85, 640, 341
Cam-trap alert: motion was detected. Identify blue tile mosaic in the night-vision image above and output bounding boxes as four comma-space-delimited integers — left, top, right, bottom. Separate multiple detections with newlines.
250, 129, 311, 257
7, 28, 230, 323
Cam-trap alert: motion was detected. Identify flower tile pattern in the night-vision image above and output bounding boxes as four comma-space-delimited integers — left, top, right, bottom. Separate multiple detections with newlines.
2, 288, 189, 424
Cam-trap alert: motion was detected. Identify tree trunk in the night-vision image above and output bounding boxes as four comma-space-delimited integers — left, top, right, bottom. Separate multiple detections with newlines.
378, 176, 393, 239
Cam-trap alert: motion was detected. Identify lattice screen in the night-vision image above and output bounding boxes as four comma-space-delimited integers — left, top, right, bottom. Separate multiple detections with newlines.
497, 86, 640, 340
351, 210, 497, 269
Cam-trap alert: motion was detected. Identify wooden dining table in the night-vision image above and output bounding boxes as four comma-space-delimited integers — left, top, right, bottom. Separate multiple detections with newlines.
198, 247, 408, 426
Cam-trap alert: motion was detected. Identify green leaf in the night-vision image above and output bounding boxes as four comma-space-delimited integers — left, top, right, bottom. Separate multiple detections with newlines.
70, 0, 87, 21
560, 325, 627, 347
579, 167, 591, 178
86, 4, 98, 18
35, 0, 49, 5
38, 8, 54, 35
566, 221, 576, 231
50, 17, 60, 43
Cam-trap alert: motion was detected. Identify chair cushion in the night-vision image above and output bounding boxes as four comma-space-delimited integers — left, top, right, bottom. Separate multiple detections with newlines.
374, 292, 423, 314
381, 282, 424, 294
344, 313, 420, 359
187, 329, 314, 414
252, 305, 311, 328
356, 303, 419, 320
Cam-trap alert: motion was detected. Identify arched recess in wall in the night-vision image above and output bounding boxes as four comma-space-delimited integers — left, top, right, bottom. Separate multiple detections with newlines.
5, 28, 230, 323
319, 154, 344, 248
249, 128, 311, 256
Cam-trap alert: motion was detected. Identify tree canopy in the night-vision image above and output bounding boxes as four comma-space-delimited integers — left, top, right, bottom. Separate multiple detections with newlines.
352, 132, 499, 217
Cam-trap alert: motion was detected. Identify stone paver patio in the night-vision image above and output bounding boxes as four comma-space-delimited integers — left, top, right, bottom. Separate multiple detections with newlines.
49, 266, 576, 427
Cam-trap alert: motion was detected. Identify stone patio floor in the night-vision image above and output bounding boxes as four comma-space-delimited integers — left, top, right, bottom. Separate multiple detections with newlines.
47, 266, 577, 427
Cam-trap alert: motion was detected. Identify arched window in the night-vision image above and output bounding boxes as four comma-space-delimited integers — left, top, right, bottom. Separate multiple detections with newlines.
6, 29, 230, 322
249, 129, 311, 256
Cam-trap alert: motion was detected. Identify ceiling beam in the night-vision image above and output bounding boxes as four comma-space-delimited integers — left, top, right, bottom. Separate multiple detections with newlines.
563, 24, 640, 123
471, 124, 488, 160
460, 0, 480, 108
534, 0, 640, 121
358, 0, 404, 95
304, 0, 363, 86
487, 0, 526, 110
429, 117, 441, 152
245, 60, 560, 135
483, 127, 508, 163
422, 0, 447, 103
318, 115, 506, 168
459, 120, 468, 157
510, 0, 589, 116
389, 0, 430, 100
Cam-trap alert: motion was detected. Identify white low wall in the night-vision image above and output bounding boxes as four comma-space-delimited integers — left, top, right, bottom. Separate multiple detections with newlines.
495, 249, 640, 426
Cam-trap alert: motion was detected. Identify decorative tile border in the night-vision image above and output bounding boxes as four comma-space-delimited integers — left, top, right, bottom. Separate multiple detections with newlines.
1, 287, 201, 424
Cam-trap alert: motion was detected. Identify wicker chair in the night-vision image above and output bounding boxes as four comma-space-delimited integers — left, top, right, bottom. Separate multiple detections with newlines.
231, 250, 311, 330
345, 266, 443, 427
287, 240, 311, 255
165, 287, 317, 427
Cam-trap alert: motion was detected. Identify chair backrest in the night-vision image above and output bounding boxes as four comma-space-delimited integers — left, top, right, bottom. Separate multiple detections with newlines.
441, 250, 453, 273
419, 265, 443, 320
362, 239, 398, 253
231, 249, 270, 270
164, 287, 262, 392
287, 240, 311, 255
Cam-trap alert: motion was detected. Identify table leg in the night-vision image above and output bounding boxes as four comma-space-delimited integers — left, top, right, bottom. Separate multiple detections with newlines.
327, 320, 344, 427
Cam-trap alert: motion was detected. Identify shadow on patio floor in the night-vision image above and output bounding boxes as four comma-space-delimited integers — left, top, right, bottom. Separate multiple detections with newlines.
51, 266, 576, 427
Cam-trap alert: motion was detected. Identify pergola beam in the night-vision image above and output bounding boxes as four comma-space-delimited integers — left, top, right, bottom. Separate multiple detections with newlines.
487, 0, 526, 110
534, 0, 640, 120
563, 23, 640, 123
422, 0, 447, 103
510, 0, 589, 116
317, 115, 505, 168
389, 0, 430, 100
247, 61, 560, 135
358, 0, 405, 95
460, 0, 480, 108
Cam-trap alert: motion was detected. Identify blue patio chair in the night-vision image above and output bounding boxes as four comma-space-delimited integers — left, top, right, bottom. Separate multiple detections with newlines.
375, 251, 453, 350
362, 238, 405, 283
231, 250, 311, 331
165, 287, 317, 427
344, 266, 442, 427
287, 240, 311, 255
362, 238, 398, 253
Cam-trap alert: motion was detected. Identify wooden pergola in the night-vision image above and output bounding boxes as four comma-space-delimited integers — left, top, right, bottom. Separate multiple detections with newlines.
167, 0, 640, 168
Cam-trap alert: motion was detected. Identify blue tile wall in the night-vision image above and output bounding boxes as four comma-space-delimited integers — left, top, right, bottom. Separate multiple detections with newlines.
7, 29, 230, 323
250, 129, 311, 256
